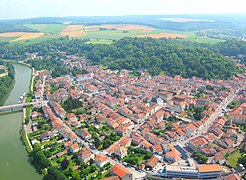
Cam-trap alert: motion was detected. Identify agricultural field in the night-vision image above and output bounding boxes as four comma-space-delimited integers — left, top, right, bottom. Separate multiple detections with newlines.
60, 25, 86, 37
24, 24, 66, 34
0, 36, 18, 42
0, 32, 45, 42
84, 24, 155, 32
0, 23, 223, 44
83, 24, 189, 41
137, 32, 187, 39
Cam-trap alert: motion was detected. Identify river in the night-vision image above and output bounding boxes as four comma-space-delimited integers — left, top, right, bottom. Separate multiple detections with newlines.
0, 63, 41, 180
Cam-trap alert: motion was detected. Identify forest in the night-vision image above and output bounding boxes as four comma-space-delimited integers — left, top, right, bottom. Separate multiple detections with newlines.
0, 62, 15, 105
0, 37, 245, 79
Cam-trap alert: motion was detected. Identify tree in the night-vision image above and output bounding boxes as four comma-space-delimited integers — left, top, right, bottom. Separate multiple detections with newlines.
94, 137, 101, 149
144, 152, 153, 160
61, 159, 70, 170
102, 139, 112, 149
72, 152, 78, 160
89, 164, 97, 173
44, 166, 68, 180
193, 152, 208, 163
63, 97, 83, 112
71, 171, 80, 180
238, 155, 246, 167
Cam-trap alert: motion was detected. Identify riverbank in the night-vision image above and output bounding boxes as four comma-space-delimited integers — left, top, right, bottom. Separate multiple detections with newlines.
20, 105, 33, 153
0, 63, 41, 180
20, 62, 36, 155
0, 62, 15, 106
0, 59, 32, 106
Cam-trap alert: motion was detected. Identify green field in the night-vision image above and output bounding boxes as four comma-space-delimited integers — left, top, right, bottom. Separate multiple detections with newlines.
83, 29, 141, 40
0, 23, 224, 45
183, 31, 224, 44
0, 36, 20, 42
226, 150, 242, 167
24, 24, 67, 34
85, 39, 113, 44
7, 35, 59, 46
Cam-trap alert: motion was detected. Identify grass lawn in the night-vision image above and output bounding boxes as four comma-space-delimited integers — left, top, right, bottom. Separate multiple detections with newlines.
41, 138, 57, 146
226, 150, 242, 167
25, 105, 33, 123
24, 24, 67, 34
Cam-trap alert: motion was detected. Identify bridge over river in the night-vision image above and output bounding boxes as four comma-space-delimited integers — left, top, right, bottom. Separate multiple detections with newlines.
0, 100, 48, 113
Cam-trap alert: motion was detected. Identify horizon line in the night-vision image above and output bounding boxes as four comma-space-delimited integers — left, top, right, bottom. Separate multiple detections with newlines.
1, 12, 246, 22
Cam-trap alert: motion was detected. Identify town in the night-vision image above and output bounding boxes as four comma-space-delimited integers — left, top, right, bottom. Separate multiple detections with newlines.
23, 52, 246, 180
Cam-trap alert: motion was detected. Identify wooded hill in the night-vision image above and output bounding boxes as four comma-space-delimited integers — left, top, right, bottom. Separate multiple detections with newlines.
0, 37, 245, 79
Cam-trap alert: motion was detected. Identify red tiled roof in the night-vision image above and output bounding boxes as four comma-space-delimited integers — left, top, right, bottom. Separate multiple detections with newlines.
110, 164, 131, 178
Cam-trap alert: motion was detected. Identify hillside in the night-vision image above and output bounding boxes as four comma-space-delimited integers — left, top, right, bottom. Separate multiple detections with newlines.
0, 37, 244, 80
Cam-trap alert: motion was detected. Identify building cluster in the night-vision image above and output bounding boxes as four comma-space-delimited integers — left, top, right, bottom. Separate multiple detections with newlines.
28, 54, 246, 179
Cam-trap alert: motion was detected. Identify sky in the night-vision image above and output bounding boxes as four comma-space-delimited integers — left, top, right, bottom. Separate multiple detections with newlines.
1, 0, 246, 20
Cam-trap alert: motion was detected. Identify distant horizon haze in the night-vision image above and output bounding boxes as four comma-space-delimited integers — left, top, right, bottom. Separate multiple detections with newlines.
1, 0, 246, 20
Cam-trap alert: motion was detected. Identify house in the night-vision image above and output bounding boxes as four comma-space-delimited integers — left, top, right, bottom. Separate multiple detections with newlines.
64, 141, 73, 148
211, 152, 225, 165
220, 138, 234, 148
145, 155, 159, 171
101, 176, 120, 180
153, 109, 165, 122
157, 121, 165, 130
78, 129, 91, 141
114, 146, 128, 159
131, 133, 144, 145
110, 164, 133, 180
40, 131, 53, 141
225, 174, 241, 180
118, 137, 131, 147
31, 111, 40, 119
68, 143, 80, 153
95, 154, 108, 168
199, 147, 217, 157
34, 90, 42, 99
228, 103, 246, 125
78, 147, 94, 163
196, 98, 210, 107
139, 141, 152, 151
67, 113, 77, 121
188, 137, 209, 151
165, 144, 181, 163
150, 144, 163, 155
208, 127, 223, 137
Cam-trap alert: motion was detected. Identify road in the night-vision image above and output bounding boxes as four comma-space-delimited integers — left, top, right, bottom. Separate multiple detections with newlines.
0, 100, 48, 111
40, 75, 47, 101
176, 89, 237, 147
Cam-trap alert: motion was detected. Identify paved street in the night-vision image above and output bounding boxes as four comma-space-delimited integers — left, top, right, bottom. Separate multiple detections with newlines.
176, 89, 237, 147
